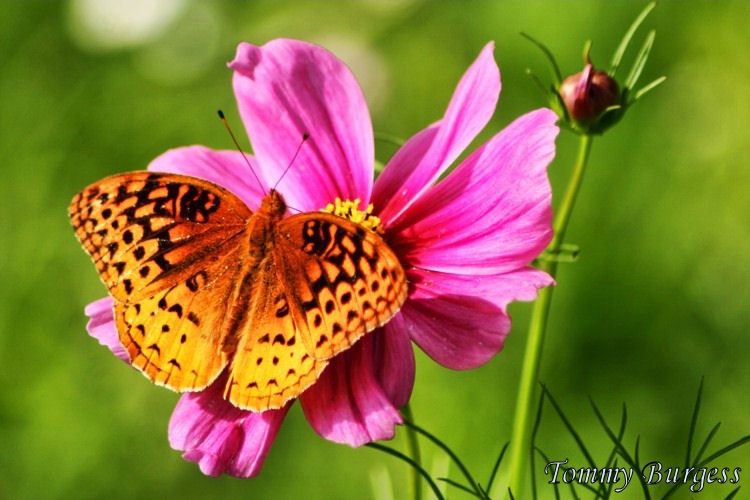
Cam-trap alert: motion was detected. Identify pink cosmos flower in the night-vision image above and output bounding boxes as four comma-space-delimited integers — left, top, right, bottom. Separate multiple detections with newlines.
83, 39, 558, 477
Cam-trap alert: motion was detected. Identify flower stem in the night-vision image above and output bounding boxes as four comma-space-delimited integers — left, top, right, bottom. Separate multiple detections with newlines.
402, 403, 422, 500
505, 133, 594, 497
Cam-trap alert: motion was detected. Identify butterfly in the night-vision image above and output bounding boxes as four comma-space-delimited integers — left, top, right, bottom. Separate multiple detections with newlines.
69, 171, 408, 411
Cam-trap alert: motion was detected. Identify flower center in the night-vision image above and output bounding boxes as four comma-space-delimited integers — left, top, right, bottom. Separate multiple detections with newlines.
322, 198, 383, 234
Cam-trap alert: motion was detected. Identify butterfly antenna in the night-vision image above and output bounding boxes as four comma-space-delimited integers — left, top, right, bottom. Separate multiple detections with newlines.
217, 110, 265, 193
273, 132, 310, 191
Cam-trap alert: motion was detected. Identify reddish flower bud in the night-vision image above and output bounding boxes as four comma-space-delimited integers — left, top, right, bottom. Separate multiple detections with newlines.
559, 63, 619, 122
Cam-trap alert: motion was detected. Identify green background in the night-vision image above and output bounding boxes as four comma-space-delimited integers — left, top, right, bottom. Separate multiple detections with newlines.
1, 1, 747, 498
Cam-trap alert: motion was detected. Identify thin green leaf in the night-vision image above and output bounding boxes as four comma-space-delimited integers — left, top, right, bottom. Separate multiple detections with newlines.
477, 482, 491, 500
694, 422, 722, 464
725, 485, 742, 499
533, 447, 562, 500
631, 426, 653, 496
542, 386, 597, 466
599, 439, 622, 498
590, 401, 630, 463
631, 435, 655, 499
599, 429, 637, 498
437, 477, 480, 497
697, 435, 750, 466
610, 1, 656, 75
661, 479, 681, 499
526, 68, 550, 96
401, 404, 423, 500
617, 401, 628, 441
485, 442, 509, 494
366, 442, 445, 500
633, 435, 641, 469
632, 76, 667, 102
551, 86, 569, 120
582, 39, 593, 62
624, 29, 656, 90
403, 420, 483, 498
663, 434, 750, 499
618, 87, 631, 109
530, 388, 547, 500
590, 400, 652, 500
686, 378, 705, 467
598, 458, 618, 498
566, 480, 582, 500
521, 32, 563, 85
567, 476, 602, 497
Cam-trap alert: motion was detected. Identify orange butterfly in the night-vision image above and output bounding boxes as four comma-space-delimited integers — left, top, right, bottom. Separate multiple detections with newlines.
70, 171, 407, 411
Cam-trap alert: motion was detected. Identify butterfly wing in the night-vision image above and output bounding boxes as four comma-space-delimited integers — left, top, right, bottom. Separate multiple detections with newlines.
222, 212, 408, 412
72, 175, 408, 411
223, 258, 328, 411
70, 171, 253, 391
275, 213, 408, 360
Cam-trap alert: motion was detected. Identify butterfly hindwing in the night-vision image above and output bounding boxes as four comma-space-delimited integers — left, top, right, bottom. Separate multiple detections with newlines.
113, 241, 249, 392
224, 258, 328, 411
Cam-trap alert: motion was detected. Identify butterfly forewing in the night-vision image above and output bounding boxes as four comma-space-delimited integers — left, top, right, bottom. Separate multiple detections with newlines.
275, 213, 408, 360
69, 172, 252, 302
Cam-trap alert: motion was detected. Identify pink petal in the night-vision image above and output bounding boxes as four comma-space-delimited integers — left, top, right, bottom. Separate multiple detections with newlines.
374, 316, 415, 408
168, 376, 290, 478
84, 297, 129, 363
229, 39, 374, 211
390, 108, 559, 275
403, 267, 553, 370
147, 146, 266, 210
374, 43, 500, 225
299, 327, 413, 447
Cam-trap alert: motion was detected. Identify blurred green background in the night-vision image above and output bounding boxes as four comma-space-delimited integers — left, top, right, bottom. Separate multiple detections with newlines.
1, 1, 748, 498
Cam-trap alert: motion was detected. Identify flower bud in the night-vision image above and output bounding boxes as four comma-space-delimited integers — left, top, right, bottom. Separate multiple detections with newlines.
559, 63, 619, 123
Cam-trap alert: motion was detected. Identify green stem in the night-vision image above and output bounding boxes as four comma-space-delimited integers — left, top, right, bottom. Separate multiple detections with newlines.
402, 404, 422, 500
505, 133, 594, 497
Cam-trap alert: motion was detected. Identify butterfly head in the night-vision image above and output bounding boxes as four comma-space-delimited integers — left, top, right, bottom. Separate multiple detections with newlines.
259, 189, 288, 219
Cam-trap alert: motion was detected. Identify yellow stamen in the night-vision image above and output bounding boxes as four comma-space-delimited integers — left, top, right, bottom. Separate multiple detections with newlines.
322, 197, 384, 234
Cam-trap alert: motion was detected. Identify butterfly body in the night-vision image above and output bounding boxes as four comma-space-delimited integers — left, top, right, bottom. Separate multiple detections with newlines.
70, 172, 407, 412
